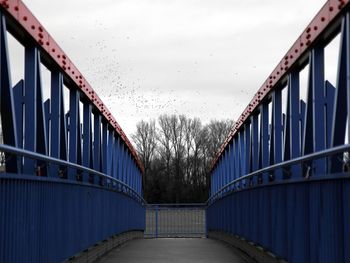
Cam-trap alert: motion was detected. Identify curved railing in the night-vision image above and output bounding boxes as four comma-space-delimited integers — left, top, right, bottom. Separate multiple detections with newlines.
0, 146, 146, 262
0, 144, 146, 204
208, 144, 350, 205
0, 1, 145, 263
207, 1, 350, 263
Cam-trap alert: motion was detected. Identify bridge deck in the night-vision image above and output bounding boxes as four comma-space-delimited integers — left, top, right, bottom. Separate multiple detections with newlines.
98, 238, 249, 263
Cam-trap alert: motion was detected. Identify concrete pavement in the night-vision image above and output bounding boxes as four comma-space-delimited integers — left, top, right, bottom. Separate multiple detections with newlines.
98, 238, 251, 263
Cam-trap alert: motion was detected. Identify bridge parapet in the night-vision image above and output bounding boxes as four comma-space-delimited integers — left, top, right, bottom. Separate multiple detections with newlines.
0, 1, 145, 262
208, 1, 350, 263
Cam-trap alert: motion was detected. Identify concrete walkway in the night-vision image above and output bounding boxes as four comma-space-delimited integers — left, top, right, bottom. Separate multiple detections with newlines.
99, 238, 250, 263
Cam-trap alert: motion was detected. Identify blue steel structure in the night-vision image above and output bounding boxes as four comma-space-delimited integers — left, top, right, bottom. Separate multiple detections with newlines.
0, 1, 145, 262
208, 1, 350, 263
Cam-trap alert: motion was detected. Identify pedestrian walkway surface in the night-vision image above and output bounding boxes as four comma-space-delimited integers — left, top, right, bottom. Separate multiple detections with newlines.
99, 238, 249, 263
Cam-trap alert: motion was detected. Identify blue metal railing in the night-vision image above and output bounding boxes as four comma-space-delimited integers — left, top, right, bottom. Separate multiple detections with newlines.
0, 144, 146, 204
0, 1, 146, 263
207, 144, 350, 263
208, 144, 350, 204
207, 1, 350, 263
0, 145, 146, 263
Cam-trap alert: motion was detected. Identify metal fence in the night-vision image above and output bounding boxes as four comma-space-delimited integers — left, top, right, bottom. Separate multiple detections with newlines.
0, 1, 145, 261
144, 204, 207, 238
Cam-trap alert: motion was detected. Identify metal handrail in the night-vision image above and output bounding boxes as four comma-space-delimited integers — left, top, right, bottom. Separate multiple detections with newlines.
0, 143, 147, 205
208, 143, 350, 204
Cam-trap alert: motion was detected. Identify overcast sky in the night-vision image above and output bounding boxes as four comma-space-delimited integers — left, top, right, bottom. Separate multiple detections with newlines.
21, 0, 327, 137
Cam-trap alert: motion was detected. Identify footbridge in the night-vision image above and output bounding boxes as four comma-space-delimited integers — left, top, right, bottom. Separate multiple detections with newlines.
1, 0, 350, 262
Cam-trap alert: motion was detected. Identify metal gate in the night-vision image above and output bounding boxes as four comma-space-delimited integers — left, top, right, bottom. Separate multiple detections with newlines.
144, 204, 206, 238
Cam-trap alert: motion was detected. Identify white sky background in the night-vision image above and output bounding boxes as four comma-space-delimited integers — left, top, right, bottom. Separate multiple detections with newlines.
21, 0, 328, 137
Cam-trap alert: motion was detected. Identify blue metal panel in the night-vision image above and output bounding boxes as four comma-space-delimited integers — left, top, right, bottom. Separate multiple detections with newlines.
274, 184, 287, 258
0, 174, 145, 263
343, 180, 350, 263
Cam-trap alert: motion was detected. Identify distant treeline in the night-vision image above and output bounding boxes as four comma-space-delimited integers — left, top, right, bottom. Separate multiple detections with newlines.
132, 114, 234, 203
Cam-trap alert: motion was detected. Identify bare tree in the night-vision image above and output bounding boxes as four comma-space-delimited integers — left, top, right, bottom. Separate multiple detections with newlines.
205, 119, 235, 161
131, 115, 234, 203
157, 115, 173, 180
132, 120, 157, 196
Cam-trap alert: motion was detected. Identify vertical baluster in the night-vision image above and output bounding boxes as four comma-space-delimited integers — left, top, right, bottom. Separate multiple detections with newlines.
259, 103, 269, 182
251, 114, 259, 183
35, 55, 48, 175
23, 46, 37, 174
68, 89, 81, 180
93, 113, 101, 177
313, 46, 326, 175
82, 103, 92, 182
101, 120, 108, 176
107, 129, 114, 177
271, 88, 283, 180
50, 71, 64, 177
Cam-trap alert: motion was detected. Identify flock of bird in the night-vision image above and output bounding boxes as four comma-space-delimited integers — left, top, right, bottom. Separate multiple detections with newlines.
54, 20, 259, 135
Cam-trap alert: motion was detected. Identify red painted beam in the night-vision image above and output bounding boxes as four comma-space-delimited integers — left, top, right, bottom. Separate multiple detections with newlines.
0, 0, 144, 175
211, 0, 350, 173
